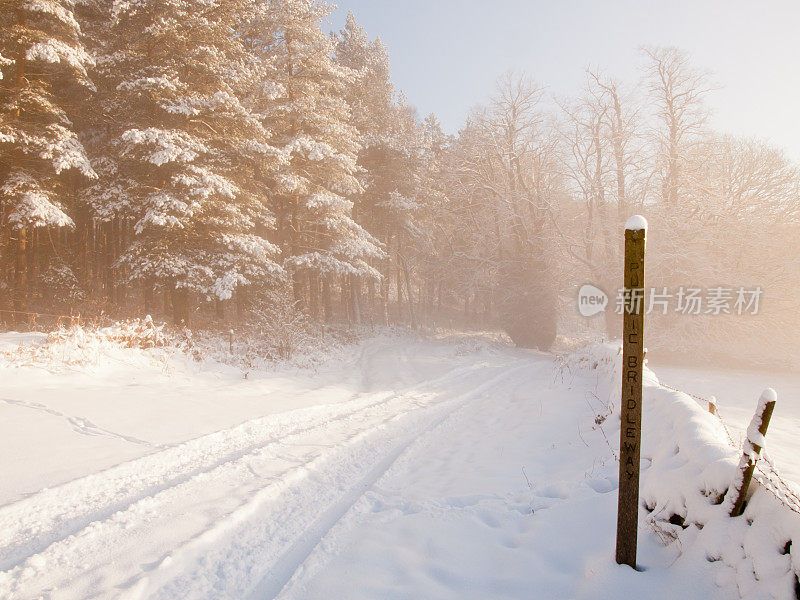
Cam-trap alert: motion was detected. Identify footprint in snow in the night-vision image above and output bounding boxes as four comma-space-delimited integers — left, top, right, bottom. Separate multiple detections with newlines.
585, 477, 617, 494
529, 483, 571, 514
475, 508, 502, 529
536, 483, 570, 500
500, 535, 523, 549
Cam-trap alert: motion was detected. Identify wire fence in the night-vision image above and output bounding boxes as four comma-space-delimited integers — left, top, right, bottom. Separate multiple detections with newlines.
659, 381, 800, 517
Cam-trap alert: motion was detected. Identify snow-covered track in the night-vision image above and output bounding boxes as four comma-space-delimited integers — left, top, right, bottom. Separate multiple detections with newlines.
0, 356, 529, 599
0, 358, 485, 571
150, 362, 530, 600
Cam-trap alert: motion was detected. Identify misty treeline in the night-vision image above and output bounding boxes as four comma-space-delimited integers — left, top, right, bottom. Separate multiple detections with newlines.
1, 0, 798, 364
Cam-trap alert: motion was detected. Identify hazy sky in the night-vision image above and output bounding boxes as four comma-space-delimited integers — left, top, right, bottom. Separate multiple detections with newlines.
329, 0, 800, 160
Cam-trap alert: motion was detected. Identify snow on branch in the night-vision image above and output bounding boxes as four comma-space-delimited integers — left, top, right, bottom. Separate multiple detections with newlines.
208, 271, 250, 301
162, 91, 254, 119
219, 233, 281, 262
38, 125, 97, 178
0, 127, 16, 143
26, 38, 93, 78
378, 191, 421, 212
117, 75, 184, 94
1, 170, 74, 229
285, 252, 381, 280
173, 166, 239, 200
134, 192, 194, 234
284, 135, 358, 173
306, 191, 353, 212
239, 140, 289, 164
275, 172, 307, 194
121, 128, 208, 165
0, 51, 13, 80
23, 0, 81, 31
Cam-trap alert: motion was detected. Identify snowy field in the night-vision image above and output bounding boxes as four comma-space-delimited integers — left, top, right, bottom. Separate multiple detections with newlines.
654, 363, 800, 486
0, 331, 796, 599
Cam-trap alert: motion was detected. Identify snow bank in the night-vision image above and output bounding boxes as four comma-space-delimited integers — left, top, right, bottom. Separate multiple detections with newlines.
564, 343, 800, 599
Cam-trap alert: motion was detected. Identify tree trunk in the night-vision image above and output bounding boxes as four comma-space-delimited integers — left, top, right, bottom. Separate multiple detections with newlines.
368, 279, 376, 322
350, 275, 361, 325
12, 9, 26, 315
309, 272, 320, 319
172, 286, 190, 326
380, 277, 389, 326
400, 257, 416, 329
340, 275, 351, 324
13, 227, 26, 313
395, 268, 403, 324
236, 287, 246, 322
143, 279, 155, 316
321, 277, 332, 322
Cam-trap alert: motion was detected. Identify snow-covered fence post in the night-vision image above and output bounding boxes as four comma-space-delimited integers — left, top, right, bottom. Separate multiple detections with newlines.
616, 215, 647, 569
708, 396, 717, 416
729, 388, 777, 517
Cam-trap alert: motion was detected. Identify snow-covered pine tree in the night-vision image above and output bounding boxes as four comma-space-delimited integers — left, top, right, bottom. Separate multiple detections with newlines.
333, 14, 426, 325
409, 113, 451, 324
70, 0, 131, 305
333, 12, 395, 148
0, 0, 97, 311
369, 98, 426, 327
105, 0, 287, 323
244, 0, 384, 322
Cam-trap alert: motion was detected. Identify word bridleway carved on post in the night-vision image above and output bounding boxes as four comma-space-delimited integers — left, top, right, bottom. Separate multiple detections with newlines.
616, 215, 647, 569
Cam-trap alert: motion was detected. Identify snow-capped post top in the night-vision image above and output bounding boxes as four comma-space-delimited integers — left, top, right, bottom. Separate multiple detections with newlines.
625, 215, 648, 231
760, 387, 778, 405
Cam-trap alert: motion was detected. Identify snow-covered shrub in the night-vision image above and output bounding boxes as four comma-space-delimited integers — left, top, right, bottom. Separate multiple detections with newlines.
251, 295, 317, 360
44, 316, 168, 349
0, 317, 171, 369
99, 316, 168, 348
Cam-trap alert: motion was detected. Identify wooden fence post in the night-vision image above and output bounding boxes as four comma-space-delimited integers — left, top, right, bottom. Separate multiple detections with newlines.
729, 388, 777, 517
616, 215, 647, 568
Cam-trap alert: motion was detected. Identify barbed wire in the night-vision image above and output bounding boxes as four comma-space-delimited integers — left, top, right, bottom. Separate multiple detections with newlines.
756, 454, 800, 516
658, 382, 739, 448
658, 381, 800, 516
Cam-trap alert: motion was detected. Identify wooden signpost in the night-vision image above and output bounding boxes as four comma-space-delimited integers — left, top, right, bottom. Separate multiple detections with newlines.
616, 215, 647, 568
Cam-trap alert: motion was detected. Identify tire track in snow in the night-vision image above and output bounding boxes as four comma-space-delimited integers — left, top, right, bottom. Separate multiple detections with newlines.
0, 359, 487, 573
137, 361, 532, 600
271, 359, 552, 600
0, 363, 524, 590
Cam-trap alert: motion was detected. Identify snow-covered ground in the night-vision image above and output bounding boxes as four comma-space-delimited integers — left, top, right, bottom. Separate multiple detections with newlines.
0, 330, 795, 599
654, 363, 800, 486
